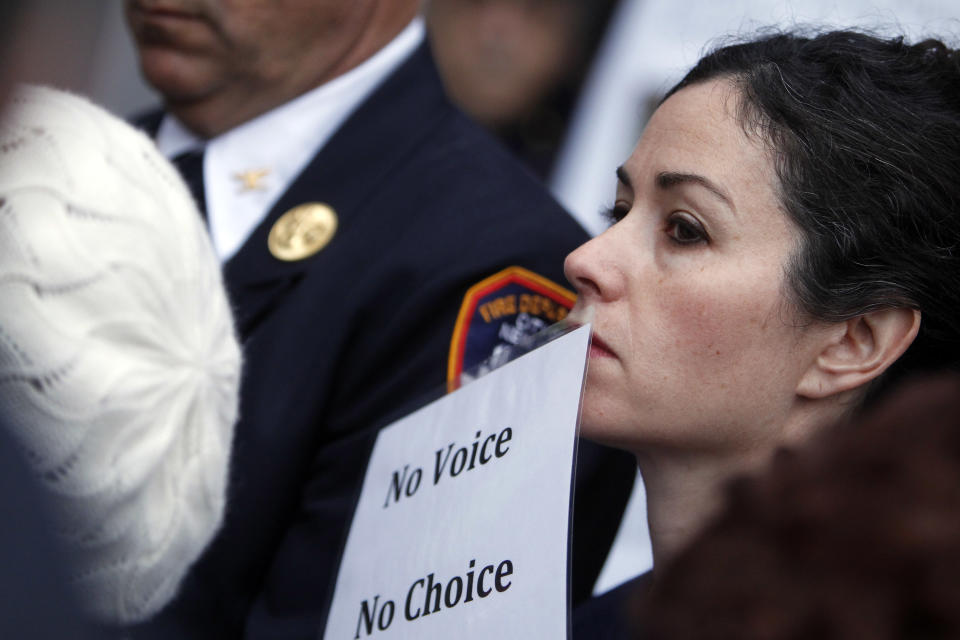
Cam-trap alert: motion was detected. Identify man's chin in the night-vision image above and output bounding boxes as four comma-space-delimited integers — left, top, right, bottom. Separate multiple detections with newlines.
139, 52, 220, 104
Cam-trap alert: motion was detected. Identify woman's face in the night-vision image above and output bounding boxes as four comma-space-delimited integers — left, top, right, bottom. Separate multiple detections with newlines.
565, 79, 826, 457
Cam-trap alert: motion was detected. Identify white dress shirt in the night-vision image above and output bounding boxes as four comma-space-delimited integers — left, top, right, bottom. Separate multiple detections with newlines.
156, 17, 425, 262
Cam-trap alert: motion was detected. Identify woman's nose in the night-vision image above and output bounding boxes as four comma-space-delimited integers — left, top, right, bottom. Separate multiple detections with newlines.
564, 232, 623, 303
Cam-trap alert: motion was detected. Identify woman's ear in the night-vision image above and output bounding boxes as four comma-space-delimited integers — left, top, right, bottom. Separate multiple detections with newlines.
797, 308, 921, 399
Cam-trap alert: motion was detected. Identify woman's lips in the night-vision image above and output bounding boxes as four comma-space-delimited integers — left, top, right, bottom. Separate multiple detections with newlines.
589, 333, 616, 359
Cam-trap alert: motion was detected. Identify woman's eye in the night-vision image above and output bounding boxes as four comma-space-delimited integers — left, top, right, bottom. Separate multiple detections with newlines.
601, 202, 631, 226
665, 213, 708, 245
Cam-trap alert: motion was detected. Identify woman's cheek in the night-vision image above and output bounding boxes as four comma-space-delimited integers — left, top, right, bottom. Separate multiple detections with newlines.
658, 280, 781, 374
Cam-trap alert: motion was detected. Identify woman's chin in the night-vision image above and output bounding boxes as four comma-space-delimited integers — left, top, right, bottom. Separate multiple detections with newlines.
578, 412, 638, 455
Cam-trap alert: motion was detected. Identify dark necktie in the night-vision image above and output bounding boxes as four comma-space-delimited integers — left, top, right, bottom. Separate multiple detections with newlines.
171, 149, 207, 218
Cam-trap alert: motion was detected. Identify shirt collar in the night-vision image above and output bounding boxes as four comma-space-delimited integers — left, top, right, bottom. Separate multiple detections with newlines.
156, 17, 425, 261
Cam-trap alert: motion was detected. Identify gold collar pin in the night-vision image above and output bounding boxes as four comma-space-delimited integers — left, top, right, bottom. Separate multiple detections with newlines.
234, 168, 270, 192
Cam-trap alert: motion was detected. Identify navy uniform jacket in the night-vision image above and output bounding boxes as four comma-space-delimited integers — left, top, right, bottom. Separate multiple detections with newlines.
130, 42, 635, 638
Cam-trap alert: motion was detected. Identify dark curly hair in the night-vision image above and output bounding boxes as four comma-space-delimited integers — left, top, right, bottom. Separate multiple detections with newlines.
665, 30, 960, 399
643, 373, 960, 639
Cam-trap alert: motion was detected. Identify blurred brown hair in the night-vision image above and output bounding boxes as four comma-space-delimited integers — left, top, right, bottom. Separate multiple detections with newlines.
642, 373, 960, 640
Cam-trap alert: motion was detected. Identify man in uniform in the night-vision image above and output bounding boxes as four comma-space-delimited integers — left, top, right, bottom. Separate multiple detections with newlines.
124, 0, 635, 636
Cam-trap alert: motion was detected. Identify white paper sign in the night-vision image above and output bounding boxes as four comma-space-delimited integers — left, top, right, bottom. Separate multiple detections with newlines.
323, 324, 591, 640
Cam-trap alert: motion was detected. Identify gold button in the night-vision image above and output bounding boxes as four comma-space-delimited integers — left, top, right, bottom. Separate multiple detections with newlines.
268, 203, 338, 261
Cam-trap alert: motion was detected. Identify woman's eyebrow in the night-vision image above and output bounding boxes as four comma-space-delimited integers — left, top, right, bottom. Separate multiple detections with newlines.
615, 165, 633, 190
655, 171, 734, 211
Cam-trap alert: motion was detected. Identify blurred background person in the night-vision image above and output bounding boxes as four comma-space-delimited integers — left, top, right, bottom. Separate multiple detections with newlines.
643, 374, 960, 640
1, 0, 241, 631
426, 0, 620, 179
0, 85, 241, 624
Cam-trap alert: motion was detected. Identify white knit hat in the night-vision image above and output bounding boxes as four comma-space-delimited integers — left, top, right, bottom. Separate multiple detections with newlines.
0, 86, 241, 624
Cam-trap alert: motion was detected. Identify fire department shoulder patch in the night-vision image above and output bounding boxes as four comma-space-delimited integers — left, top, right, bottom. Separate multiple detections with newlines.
447, 266, 576, 387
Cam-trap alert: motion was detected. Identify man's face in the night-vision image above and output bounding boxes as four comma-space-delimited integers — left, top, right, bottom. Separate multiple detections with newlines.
125, 0, 379, 134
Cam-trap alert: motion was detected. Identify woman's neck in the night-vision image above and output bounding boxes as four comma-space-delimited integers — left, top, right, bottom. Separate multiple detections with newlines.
637, 446, 772, 569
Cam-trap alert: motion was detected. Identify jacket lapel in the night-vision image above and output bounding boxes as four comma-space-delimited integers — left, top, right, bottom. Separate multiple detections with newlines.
222, 41, 449, 339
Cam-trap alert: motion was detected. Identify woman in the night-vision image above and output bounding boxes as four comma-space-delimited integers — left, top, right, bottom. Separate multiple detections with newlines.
567, 29, 960, 636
